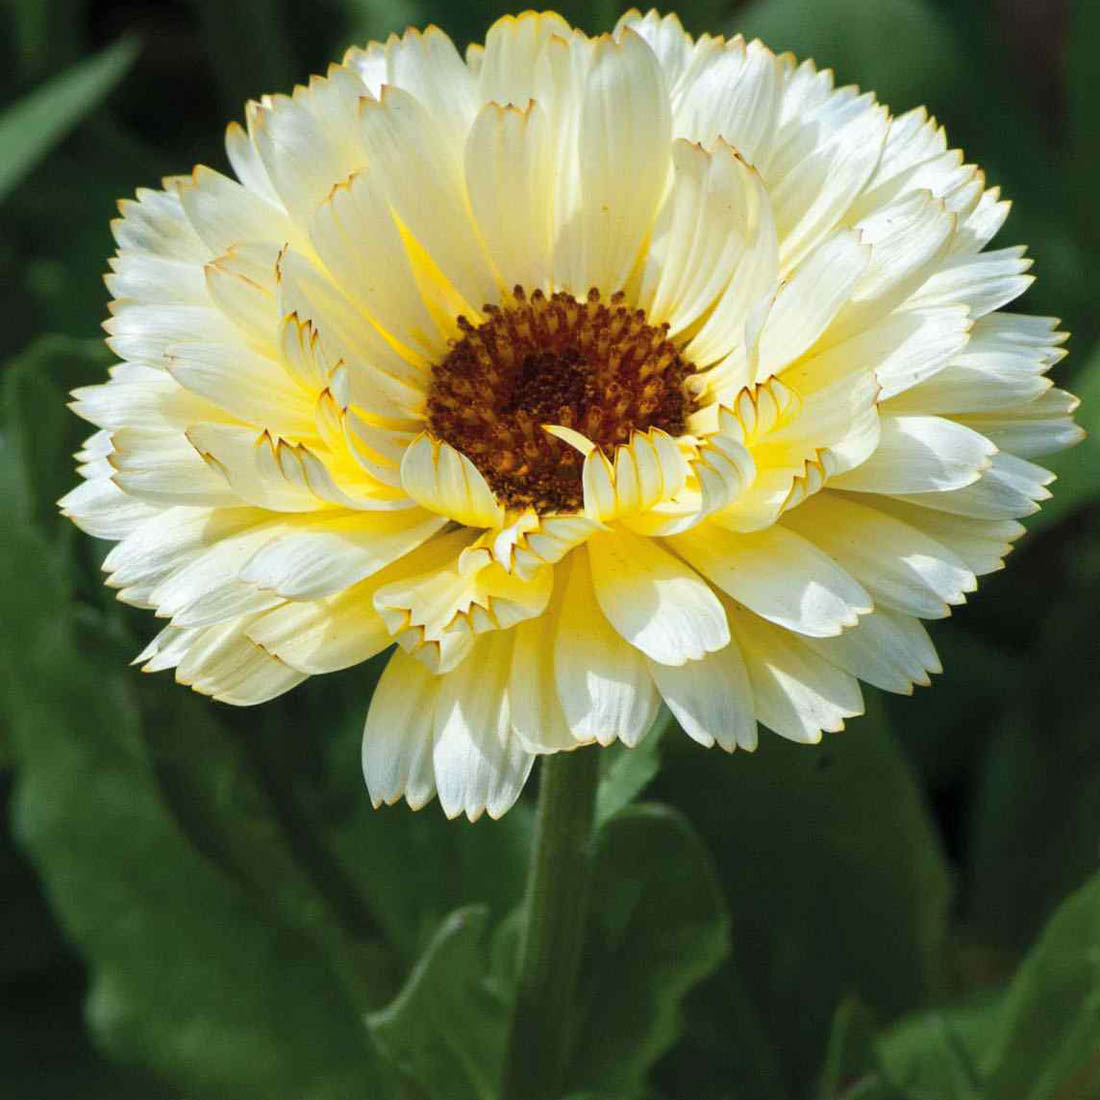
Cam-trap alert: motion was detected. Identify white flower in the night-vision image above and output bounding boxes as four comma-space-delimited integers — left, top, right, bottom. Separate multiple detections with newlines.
62, 9, 1080, 820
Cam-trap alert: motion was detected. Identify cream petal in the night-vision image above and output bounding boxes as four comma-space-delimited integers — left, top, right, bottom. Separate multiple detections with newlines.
109, 427, 241, 507
672, 521, 872, 638
553, 550, 660, 747
647, 637, 756, 751
250, 70, 368, 226
433, 631, 535, 821
465, 100, 554, 295
362, 648, 441, 811
726, 601, 864, 744
615, 9, 693, 88
588, 527, 729, 666
308, 168, 443, 360
165, 339, 316, 439
358, 85, 498, 313
671, 35, 782, 166
887, 451, 1053, 520
174, 165, 299, 255
509, 607, 577, 753
958, 388, 1083, 459
803, 607, 940, 695
237, 508, 447, 598
865, 496, 1025, 577
556, 28, 672, 295
639, 139, 768, 339
174, 619, 307, 705
829, 415, 996, 494
908, 245, 1033, 318
765, 92, 888, 271
112, 186, 206, 263
400, 434, 504, 528
782, 492, 975, 619
478, 11, 574, 105
57, 475, 161, 539
754, 228, 871, 380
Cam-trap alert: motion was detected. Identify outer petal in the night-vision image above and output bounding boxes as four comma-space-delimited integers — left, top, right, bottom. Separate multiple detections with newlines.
362, 648, 441, 811
556, 28, 672, 294
553, 550, 660, 746
672, 521, 872, 638
726, 601, 864, 743
433, 630, 536, 821
587, 527, 729, 665
647, 638, 757, 751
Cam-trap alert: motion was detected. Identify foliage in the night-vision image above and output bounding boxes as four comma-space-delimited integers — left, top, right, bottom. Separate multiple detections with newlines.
1, 0, 1098, 1098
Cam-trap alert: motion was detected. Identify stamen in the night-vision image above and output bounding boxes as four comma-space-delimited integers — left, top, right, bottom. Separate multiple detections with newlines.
427, 287, 694, 513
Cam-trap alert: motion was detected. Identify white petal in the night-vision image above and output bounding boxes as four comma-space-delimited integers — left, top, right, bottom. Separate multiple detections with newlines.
672, 521, 872, 638
509, 607, 577, 753
400, 434, 504, 527
804, 608, 940, 695
648, 639, 756, 751
362, 648, 441, 811
553, 550, 660, 747
782, 492, 975, 618
465, 101, 554, 295
755, 229, 871, 380
238, 509, 446, 598
358, 85, 497, 313
671, 35, 782, 165
887, 451, 1052, 520
727, 602, 864, 743
433, 631, 535, 821
557, 28, 672, 294
309, 168, 442, 360
588, 527, 728, 665
829, 415, 996, 494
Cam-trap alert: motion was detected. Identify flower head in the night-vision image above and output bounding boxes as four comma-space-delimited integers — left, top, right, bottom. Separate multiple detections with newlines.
63, 9, 1081, 820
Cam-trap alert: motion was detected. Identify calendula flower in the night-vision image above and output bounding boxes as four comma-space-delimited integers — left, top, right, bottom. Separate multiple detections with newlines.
62, 9, 1080, 820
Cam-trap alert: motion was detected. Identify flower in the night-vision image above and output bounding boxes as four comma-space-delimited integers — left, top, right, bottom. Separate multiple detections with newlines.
62, 9, 1080, 821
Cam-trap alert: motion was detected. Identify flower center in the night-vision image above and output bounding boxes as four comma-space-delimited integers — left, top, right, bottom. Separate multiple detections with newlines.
426, 287, 694, 513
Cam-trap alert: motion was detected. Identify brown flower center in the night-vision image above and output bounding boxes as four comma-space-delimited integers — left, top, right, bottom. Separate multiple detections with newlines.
426, 287, 694, 513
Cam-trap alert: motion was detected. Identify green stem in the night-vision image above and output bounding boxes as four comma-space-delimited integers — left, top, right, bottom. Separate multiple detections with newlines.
501, 747, 601, 1100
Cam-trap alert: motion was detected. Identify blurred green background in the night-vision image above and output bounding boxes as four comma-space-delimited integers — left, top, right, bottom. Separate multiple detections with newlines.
1, 1, 1098, 1098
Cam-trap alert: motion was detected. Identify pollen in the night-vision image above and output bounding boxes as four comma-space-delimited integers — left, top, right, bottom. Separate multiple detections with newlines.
426, 287, 694, 513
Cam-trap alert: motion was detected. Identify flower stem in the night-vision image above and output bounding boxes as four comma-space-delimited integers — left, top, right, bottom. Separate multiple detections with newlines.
501, 746, 601, 1100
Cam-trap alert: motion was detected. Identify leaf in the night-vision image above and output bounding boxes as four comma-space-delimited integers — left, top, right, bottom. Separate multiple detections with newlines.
654, 696, 951, 1096
367, 906, 510, 1100
874, 1011, 984, 1100
595, 708, 669, 824
564, 803, 731, 1099
981, 870, 1100, 1100
0, 515, 394, 1098
4, 334, 111, 534
0, 37, 139, 203
736, 0, 964, 111
1026, 341, 1100, 534
820, 996, 878, 1099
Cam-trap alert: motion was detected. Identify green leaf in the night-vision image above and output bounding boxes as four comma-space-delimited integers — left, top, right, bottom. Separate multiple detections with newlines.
1025, 341, 1099, 534
820, 996, 878, 1099
655, 697, 951, 1096
367, 906, 510, 1100
0, 516, 393, 1098
0, 36, 139, 203
595, 709, 669, 824
981, 871, 1100, 1100
874, 1011, 984, 1100
4, 334, 111, 534
564, 803, 730, 1099
736, 0, 964, 111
